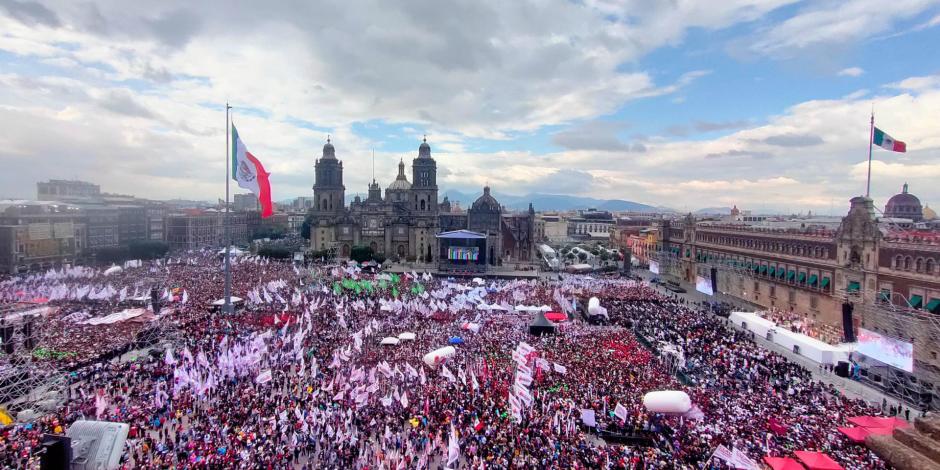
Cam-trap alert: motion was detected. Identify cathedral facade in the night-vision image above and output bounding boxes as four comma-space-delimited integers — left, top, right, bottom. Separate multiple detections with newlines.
309, 138, 536, 264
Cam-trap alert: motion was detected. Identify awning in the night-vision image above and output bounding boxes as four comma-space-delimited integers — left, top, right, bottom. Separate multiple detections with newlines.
909, 294, 923, 309
847, 281, 860, 293
927, 298, 940, 313
793, 450, 845, 470
798, 272, 807, 283
778, 268, 786, 278
788, 270, 796, 281
820, 277, 830, 288
763, 456, 808, 470
879, 290, 891, 302
768, 266, 776, 276
759, 265, 767, 274
808, 274, 818, 286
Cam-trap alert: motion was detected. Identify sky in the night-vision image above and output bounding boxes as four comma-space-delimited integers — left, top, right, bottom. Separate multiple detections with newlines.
1, 0, 939, 214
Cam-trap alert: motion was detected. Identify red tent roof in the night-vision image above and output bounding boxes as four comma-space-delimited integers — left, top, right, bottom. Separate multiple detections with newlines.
545, 312, 567, 322
847, 415, 910, 430
793, 451, 844, 470
837, 427, 869, 443
763, 456, 806, 470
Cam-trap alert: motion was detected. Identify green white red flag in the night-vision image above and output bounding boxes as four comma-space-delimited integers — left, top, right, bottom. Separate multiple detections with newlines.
231, 124, 273, 217
872, 127, 906, 153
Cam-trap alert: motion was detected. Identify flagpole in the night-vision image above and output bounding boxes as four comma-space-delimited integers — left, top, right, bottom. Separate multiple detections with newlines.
224, 103, 233, 314
866, 111, 874, 198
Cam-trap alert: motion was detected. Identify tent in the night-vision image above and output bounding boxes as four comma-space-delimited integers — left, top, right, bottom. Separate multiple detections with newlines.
397, 332, 416, 341
528, 311, 556, 336
545, 312, 567, 322
103, 265, 123, 276
423, 346, 456, 368
793, 451, 844, 470
380, 337, 400, 345
472, 278, 485, 285
763, 456, 806, 470
211, 297, 244, 306
837, 427, 870, 444
847, 416, 910, 430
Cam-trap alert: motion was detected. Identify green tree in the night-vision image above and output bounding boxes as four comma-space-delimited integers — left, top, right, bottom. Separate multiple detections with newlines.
300, 212, 314, 240
350, 245, 375, 263
258, 246, 291, 259
577, 252, 588, 262
600, 252, 610, 262
95, 246, 130, 264
127, 240, 168, 259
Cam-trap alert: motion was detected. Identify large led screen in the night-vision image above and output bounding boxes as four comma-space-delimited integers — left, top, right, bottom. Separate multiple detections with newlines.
856, 328, 914, 372
649, 260, 660, 274
695, 275, 714, 296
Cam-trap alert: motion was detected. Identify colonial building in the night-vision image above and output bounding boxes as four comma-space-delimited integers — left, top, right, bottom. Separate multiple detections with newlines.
308, 138, 536, 263
649, 185, 940, 405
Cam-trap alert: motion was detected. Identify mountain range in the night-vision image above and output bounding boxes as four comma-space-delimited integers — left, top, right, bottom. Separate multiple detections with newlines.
329, 189, 665, 212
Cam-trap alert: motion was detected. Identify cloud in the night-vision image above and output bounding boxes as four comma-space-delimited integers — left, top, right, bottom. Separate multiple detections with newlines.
745, 0, 937, 58
552, 120, 635, 151
705, 149, 773, 160
760, 133, 825, 147
96, 89, 155, 119
887, 75, 940, 92
838, 67, 864, 77
0, 0, 59, 27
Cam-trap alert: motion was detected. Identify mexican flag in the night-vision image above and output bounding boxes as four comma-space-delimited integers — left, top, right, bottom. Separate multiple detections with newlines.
873, 127, 906, 153
231, 124, 274, 217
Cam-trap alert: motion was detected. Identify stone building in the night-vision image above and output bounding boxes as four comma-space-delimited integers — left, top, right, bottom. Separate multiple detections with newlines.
308, 138, 536, 263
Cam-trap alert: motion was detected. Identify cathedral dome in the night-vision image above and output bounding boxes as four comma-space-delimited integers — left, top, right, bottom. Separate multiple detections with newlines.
387, 159, 412, 191
884, 183, 923, 221
471, 185, 501, 213
322, 136, 336, 160
923, 204, 937, 220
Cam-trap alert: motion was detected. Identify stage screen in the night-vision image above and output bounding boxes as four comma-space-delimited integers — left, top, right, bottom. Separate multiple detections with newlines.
695, 275, 714, 296
649, 260, 660, 274
447, 246, 479, 261
857, 328, 914, 372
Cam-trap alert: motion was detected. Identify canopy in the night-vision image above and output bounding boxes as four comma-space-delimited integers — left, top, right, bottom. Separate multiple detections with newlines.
545, 312, 567, 322
763, 456, 806, 470
211, 296, 243, 306
380, 337, 400, 345
103, 265, 123, 276
793, 451, 844, 470
449, 337, 464, 345
472, 278, 485, 285
397, 332, 416, 341
847, 415, 910, 430
837, 427, 869, 444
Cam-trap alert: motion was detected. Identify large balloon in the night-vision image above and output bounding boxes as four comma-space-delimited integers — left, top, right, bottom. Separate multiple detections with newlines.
423, 346, 456, 368
643, 391, 692, 414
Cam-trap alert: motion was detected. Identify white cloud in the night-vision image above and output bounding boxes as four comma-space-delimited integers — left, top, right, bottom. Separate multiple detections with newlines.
838, 67, 865, 77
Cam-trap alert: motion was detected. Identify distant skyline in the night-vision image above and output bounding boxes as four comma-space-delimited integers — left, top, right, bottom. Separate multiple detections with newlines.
1, 0, 939, 214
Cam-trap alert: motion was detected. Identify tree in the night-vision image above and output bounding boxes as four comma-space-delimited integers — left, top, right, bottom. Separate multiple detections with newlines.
577, 252, 588, 262
300, 212, 314, 240
95, 246, 130, 264
350, 245, 374, 263
127, 240, 168, 260
257, 246, 291, 259
560, 246, 570, 255
373, 253, 387, 264
599, 252, 610, 262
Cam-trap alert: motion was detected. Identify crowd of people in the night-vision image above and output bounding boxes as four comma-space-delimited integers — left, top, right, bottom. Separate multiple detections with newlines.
0, 251, 892, 469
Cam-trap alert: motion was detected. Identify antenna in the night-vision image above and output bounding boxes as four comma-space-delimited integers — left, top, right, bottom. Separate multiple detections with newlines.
372, 148, 375, 182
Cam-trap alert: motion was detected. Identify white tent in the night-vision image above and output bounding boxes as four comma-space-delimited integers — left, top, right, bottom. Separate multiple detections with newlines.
211, 296, 243, 306
380, 337, 400, 345
472, 277, 485, 285
397, 332, 416, 341
423, 346, 456, 368
643, 391, 692, 414
103, 265, 123, 276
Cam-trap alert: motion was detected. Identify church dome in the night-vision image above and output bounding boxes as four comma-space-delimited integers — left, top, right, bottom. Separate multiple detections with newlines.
387, 159, 411, 191
471, 185, 501, 213
923, 204, 937, 220
321, 136, 336, 160
884, 183, 923, 221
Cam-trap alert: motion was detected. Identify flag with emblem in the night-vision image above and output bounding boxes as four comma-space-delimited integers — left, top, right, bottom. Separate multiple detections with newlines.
872, 126, 906, 152
232, 124, 274, 217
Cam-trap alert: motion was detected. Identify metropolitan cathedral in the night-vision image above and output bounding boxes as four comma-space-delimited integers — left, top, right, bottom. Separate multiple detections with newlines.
309, 137, 536, 264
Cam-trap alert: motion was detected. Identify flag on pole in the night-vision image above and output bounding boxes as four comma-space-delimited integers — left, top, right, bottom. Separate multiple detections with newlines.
231, 124, 274, 217
873, 127, 906, 152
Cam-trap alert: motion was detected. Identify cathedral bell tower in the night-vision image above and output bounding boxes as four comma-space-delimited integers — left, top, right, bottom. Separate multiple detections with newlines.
312, 137, 345, 214
411, 136, 438, 215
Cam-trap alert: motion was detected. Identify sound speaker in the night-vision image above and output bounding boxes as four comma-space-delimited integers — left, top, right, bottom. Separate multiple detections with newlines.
1, 325, 14, 354
39, 434, 72, 470
835, 361, 850, 378
710, 267, 718, 295
841, 303, 856, 343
